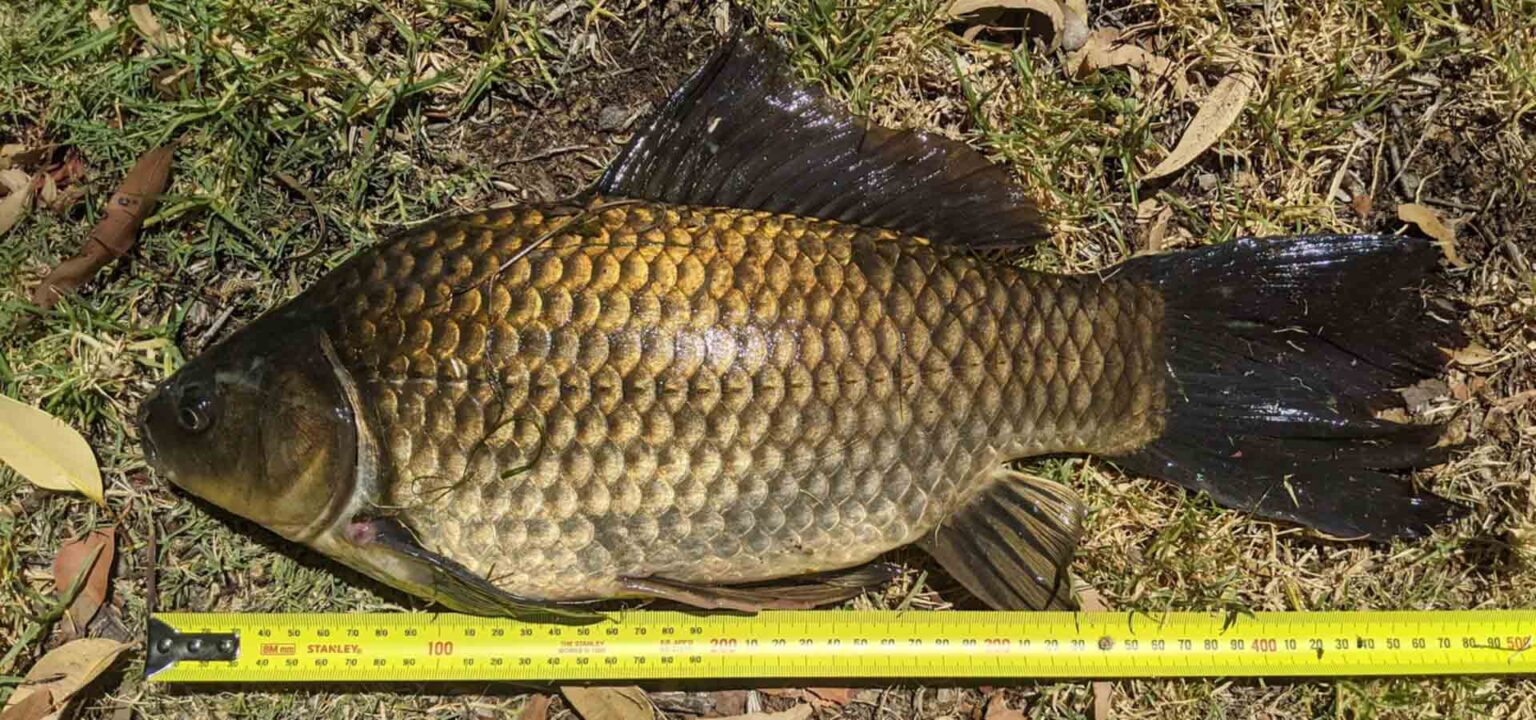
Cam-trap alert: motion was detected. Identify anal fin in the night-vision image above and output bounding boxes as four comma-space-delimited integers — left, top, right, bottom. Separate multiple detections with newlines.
919, 468, 1085, 610
620, 564, 899, 612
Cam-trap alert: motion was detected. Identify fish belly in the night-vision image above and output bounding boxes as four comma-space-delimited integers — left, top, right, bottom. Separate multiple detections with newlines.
324, 199, 1162, 601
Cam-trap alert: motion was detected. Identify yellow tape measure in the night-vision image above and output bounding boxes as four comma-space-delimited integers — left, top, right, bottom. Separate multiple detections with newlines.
146, 610, 1536, 682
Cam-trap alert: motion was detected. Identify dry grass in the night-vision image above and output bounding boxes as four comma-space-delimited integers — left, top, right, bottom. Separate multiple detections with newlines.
1, 0, 1534, 718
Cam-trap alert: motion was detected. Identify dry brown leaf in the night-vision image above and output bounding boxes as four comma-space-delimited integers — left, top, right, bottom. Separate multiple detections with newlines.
1450, 343, 1497, 367
127, 4, 173, 49
518, 694, 552, 720
1067, 30, 1187, 97
1, 145, 52, 172
31, 145, 171, 310
88, 9, 114, 31
1143, 72, 1255, 181
804, 687, 854, 706
561, 686, 656, 720
983, 694, 1027, 720
947, 0, 1064, 48
0, 687, 51, 720
0, 395, 106, 505
715, 707, 813, 720
2, 639, 130, 716
1396, 203, 1468, 268
53, 528, 117, 638
0, 174, 33, 236
0, 168, 30, 192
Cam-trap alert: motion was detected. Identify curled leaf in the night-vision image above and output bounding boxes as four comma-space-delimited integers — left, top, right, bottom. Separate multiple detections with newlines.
947, 0, 1065, 48
1143, 71, 1255, 181
31, 145, 171, 310
53, 528, 117, 638
2, 639, 130, 716
561, 686, 656, 720
1396, 203, 1468, 268
0, 395, 105, 505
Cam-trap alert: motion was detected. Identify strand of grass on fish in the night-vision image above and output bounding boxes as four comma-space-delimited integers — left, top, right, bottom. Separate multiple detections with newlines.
138, 35, 1469, 619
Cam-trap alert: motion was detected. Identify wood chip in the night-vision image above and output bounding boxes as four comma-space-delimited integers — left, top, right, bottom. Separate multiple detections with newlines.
1396, 203, 1468, 268
1142, 72, 1256, 181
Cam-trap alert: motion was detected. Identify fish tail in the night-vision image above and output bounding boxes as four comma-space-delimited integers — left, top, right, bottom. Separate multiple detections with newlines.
1108, 234, 1468, 540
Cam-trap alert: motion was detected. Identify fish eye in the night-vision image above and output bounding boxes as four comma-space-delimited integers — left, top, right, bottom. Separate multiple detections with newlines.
176, 386, 217, 433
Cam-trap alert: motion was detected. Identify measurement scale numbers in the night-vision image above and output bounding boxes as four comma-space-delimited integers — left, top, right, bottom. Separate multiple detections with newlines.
148, 611, 1536, 682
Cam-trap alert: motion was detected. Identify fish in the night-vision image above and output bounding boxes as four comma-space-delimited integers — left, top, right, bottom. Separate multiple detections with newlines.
137, 35, 1469, 618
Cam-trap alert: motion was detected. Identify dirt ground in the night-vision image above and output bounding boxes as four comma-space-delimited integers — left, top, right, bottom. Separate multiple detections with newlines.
1, 0, 1534, 718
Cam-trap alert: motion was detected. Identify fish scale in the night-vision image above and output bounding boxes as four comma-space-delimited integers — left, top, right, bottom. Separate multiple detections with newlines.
304, 200, 1165, 601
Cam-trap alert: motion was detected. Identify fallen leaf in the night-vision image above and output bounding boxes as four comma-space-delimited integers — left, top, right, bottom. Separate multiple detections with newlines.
714, 707, 813, 720
0, 174, 33, 236
0, 169, 30, 192
805, 687, 854, 706
518, 694, 552, 720
53, 528, 117, 638
1067, 29, 1187, 98
127, 4, 174, 50
39, 174, 57, 206
1396, 203, 1468, 268
983, 694, 1026, 720
31, 145, 172, 310
0, 145, 52, 171
0, 395, 105, 505
1450, 343, 1497, 367
2, 639, 130, 716
1142, 72, 1255, 181
561, 686, 656, 720
947, 0, 1064, 48
88, 9, 113, 30
0, 687, 51, 720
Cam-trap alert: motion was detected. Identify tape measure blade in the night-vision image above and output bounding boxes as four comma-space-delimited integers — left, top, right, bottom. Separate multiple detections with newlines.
144, 610, 1536, 683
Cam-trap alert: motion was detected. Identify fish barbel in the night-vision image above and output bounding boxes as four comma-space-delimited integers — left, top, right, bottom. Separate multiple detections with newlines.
137, 36, 1466, 617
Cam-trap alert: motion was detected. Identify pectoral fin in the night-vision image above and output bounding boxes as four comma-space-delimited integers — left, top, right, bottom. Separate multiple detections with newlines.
620, 564, 899, 612
919, 468, 1086, 610
327, 515, 605, 623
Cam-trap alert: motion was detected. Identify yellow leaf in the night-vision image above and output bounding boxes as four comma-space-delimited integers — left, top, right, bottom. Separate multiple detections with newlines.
561, 686, 655, 720
1143, 72, 1256, 181
1396, 203, 1469, 268
2, 639, 130, 714
0, 395, 105, 506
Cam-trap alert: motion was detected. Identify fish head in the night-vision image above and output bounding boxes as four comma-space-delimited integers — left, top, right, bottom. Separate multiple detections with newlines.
138, 319, 361, 542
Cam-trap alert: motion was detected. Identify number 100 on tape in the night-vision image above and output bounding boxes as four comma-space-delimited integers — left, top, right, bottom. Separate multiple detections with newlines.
146, 610, 1536, 683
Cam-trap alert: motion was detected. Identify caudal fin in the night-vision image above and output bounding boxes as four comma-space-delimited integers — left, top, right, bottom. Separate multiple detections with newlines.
1109, 234, 1468, 540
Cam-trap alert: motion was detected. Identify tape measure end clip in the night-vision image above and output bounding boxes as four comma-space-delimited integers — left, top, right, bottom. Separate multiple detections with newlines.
146, 617, 239, 678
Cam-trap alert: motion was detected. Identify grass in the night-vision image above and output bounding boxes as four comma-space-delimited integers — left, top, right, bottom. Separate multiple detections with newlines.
2, 0, 1534, 717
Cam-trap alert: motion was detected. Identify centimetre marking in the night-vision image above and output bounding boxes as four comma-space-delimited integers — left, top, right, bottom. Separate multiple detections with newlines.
148, 611, 1536, 682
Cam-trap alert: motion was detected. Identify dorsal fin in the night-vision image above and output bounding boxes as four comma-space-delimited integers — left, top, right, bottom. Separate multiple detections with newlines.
595, 34, 1047, 250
